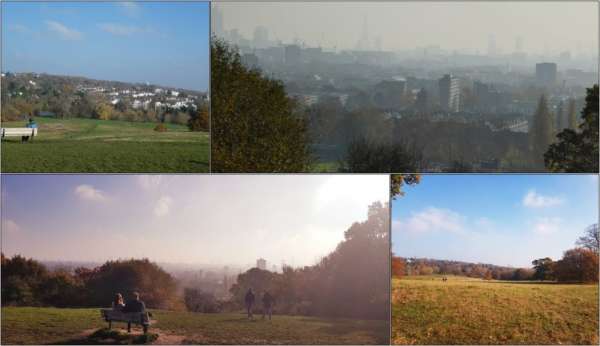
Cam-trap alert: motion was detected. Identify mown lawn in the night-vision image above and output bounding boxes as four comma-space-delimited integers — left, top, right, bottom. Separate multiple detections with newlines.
1, 118, 209, 172
1, 307, 389, 345
392, 275, 599, 345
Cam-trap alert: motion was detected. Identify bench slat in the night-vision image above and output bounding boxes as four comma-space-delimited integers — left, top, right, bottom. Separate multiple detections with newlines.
1, 128, 38, 137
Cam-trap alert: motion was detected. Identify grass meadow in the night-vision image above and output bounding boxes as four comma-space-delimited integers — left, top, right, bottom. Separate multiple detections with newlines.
1, 307, 388, 345
392, 275, 599, 345
1, 118, 209, 172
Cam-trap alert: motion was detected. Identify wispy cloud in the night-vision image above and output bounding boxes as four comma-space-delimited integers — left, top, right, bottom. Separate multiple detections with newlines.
154, 196, 172, 217
2, 219, 21, 234
9, 24, 30, 34
74, 184, 107, 202
532, 217, 562, 235
117, 2, 142, 18
522, 189, 564, 208
397, 207, 467, 234
98, 23, 158, 37
137, 175, 164, 190
45, 20, 83, 40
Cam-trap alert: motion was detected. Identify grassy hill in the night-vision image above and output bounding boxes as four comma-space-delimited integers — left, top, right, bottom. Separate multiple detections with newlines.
392, 275, 599, 345
1, 118, 209, 172
1, 307, 388, 345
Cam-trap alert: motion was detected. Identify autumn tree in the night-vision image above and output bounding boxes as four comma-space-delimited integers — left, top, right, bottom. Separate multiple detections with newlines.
391, 174, 421, 199
392, 257, 406, 278
576, 224, 599, 253
188, 105, 209, 132
554, 248, 599, 283
211, 38, 312, 172
545, 85, 599, 172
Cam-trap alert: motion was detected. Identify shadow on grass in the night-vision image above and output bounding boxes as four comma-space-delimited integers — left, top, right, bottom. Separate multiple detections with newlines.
54, 328, 158, 345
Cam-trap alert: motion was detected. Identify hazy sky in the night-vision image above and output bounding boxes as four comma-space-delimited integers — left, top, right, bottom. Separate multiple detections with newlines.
215, 1, 598, 55
392, 175, 598, 268
1, 175, 388, 268
2, 2, 209, 91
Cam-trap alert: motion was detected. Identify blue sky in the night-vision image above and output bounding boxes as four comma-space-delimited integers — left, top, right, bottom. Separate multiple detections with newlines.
392, 175, 598, 268
1, 175, 388, 267
2, 2, 209, 91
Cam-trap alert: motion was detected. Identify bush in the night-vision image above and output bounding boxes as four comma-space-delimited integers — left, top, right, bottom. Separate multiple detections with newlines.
211, 38, 312, 172
154, 123, 168, 132
341, 137, 422, 173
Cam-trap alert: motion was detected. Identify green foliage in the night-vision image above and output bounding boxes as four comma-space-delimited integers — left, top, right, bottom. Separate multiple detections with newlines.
341, 137, 422, 172
211, 38, 312, 172
529, 94, 554, 167
83, 259, 178, 309
183, 288, 220, 313
545, 85, 599, 172
531, 257, 554, 280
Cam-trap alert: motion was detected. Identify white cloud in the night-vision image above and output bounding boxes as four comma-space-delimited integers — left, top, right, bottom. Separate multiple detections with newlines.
117, 2, 141, 18
532, 217, 562, 235
522, 189, 564, 208
137, 175, 163, 190
98, 23, 144, 36
2, 219, 20, 234
74, 184, 107, 202
45, 20, 83, 40
154, 196, 172, 217
9, 24, 29, 34
398, 207, 466, 234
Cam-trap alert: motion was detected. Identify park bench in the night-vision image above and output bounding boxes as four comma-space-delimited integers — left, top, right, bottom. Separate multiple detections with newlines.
100, 309, 151, 333
1, 127, 38, 141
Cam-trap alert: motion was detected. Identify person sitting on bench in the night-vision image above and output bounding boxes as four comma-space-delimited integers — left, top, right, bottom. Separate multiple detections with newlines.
112, 293, 125, 311
122, 292, 146, 332
21, 117, 37, 142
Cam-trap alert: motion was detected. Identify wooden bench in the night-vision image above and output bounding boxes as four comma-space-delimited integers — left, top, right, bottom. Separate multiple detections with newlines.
1, 127, 38, 142
100, 309, 151, 333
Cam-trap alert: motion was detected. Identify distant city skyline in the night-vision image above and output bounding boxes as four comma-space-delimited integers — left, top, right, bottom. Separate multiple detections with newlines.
2, 2, 209, 91
214, 2, 598, 58
1, 175, 389, 267
392, 175, 598, 268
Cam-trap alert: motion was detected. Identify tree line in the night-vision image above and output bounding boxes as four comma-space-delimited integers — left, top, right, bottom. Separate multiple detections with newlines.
392, 224, 599, 283
2, 202, 389, 321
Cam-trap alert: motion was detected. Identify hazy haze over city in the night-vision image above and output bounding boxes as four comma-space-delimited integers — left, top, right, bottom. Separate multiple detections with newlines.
215, 1, 597, 60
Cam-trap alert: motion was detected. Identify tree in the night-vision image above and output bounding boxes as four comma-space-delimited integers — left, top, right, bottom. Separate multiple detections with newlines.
391, 174, 420, 199
576, 224, 599, 253
531, 257, 554, 280
529, 94, 554, 167
211, 38, 312, 172
554, 248, 599, 283
341, 137, 423, 173
567, 98, 578, 130
94, 103, 112, 120
187, 106, 209, 132
545, 85, 599, 172
392, 257, 406, 278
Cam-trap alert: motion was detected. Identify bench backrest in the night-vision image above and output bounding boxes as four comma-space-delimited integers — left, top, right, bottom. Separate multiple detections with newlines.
100, 309, 150, 324
1, 128, 38, 137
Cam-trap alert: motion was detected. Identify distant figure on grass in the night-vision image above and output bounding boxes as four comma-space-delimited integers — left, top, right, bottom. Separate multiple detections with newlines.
112, 293, 125, 311
245, 288, 255, 319
22, 116, 37, 142
442, 277, 448, 282
262, 291, 274, 320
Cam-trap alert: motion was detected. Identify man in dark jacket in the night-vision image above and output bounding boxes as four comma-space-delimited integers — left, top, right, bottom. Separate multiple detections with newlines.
244, 288, 255, 319
123, 292, 147, 332
262, 291, 274, 320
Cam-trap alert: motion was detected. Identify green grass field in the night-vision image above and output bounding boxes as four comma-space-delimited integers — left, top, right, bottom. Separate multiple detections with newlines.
1, 307, 388, 345
1, 118, 209, 172
392, 275, 599, 345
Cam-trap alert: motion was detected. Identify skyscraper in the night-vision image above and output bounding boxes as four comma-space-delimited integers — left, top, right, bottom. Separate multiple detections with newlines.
253, 26, 269, 49
536, 62, 558, 87
256, 258, 267, 270
439, 74, 460, 113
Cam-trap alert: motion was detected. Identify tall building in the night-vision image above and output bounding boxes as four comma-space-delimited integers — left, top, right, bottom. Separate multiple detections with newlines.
284, 45, 301, 65
439, 74, 460, 113
256, 258, 267, 270
536, 62, 557, 88
253, 26, 269, 49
